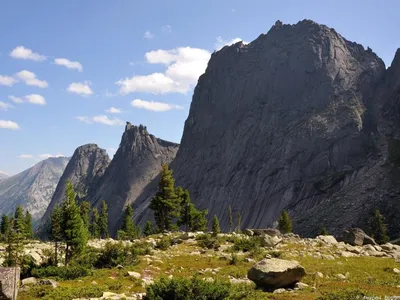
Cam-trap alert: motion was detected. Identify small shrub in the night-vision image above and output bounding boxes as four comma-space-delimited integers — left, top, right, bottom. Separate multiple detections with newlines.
95, 241, 139, 268
144, 276, 230, 300
266, 250, 282, 258
156, 236, 171, 250
196, 234, 220, 250
22, 285, 104, 300
31, 265, 91, 280
228, 254, 239, 265
232, 237, 260, 252
133, 241, 152, 255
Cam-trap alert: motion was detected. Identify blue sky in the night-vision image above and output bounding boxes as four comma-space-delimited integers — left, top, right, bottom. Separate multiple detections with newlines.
1, 0, 399, 175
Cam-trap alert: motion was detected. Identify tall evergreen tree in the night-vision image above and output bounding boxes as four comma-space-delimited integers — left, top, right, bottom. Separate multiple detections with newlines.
143, 221, 154, 236
119, 204, 136, 240
177, 188, 194, 232
99, 200, 109, 239
228, 205, 233, 233
0, 214, 9, 239
150, 163, 180, 232
212, 215, 221, 237
5, 206, 26, 267
190, 209, 208, 231
14, 205, 26, 234
24, 211, 33, 238
51, 205, 64, 265
62, 181, 88, 265
90, 208, 100, 239
79, 201, 91, 230
368, 209, 389, 244
278, 210, 293, 234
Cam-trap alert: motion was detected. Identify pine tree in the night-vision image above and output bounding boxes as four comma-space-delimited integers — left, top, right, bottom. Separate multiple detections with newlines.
5, 206, 26, 267
278, 210, 293, 234
99, 200, 109, 239
150, 163, 180, 232
143, 221, 154, 236
119, 204, 136, 240
0, 214, 9, 240
177, 188, 193, 232
24, 211, 33, 239
79, 201, 91, 231
14, 205, 26, 234
236, 212, 242, 233
228, 205, 233, 233
320, 226, 328, 236
368, 209, 389, 244
212, 215, 221, 237
62, 181, 88, 265
190, 209, 208, 231
51, 205, 64, 265
90, 208, 100, 239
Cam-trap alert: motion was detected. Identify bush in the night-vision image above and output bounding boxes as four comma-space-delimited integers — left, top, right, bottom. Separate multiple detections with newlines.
31, 265, 91, 280
232, 237, 260, 252
95, 241, 139, 268
197, 234, 220, 250
228, 254, 240, 265
22, 285, 104, 300
144, 276, 230, 300
316, 289, 371, 300
156, 237, 171, 250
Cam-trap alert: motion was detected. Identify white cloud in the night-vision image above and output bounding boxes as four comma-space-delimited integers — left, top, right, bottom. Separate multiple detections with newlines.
0, 75, 17, 87
144, 31, 154, 39
0, 102, 13, 111
131, 99, 183, 112
39, 153, 65, 159
17, 154, 33, 159
0, 170, 8, 176
67, 82, 93, 96
75, 115, 124, 126
162, 25, 172, 33
106, 148, 117, 156
8, 95, 23, 104
9, 46, 46, 61
15, 70, 48, 88
105, 107, 121, 114
215, 36, 249, 50
0, 120, 20, 130
54, 58, 83, 72
25, 94, 46, 105
116, 47, 211, 95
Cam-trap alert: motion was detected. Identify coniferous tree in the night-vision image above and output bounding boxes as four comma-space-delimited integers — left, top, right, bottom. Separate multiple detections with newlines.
228, 205, 233, 233
368, 209, 389, 244
51, 205, 64, 265
0, 214, 9, 240
24, 211, 33, 239
212, 215, 221, 237
190, 209, 208, 232
150, 163, 180, 232
118, 204, 136, 240
278, 210, 293, 234
5, 206, 26, 267
90, 208, 100, 239
177, 188, 193, 232
99, 200, 109, 239
62, 181, 88, 265
143, 221, 154, 236
14, 205, 26, 234
320, 226, 328, 236
236, 212, 242, 233
79, 201, 91, 231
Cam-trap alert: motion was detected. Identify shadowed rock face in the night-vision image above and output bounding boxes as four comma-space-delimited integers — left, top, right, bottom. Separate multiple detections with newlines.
169, 19, 388, 234
39, 144, 110, 230
0, 157, 69, 224
90, 123, 179, 234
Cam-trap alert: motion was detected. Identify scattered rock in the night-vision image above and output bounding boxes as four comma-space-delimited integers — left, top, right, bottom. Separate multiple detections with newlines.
245, 229, 254, 236
394, 268, 400, 274
21, 277, 37, 286
38, 279, 58, 288
336, 274, 347, 280
315, 272, 324, 279
247, 258, 305, 290
341, 251, 358, 258
116, 265, 124, 269
317, 235, 338, 244
127, 271, 141, 279
321, 254, 335, 260
260, 235, 282, 248
273, 288, 287, 294
295, 282, 309, 289
340, 228, 376, 246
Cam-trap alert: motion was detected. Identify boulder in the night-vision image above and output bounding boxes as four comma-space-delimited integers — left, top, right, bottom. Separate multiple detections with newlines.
339, 228, 376, 246
251, 229, 281, 237
127, 271, 141, 279
247, 258, 305, 290
21, 277, 37, 286
317, 235, 338, 244
245, 229, 254, 236
38, 279, 58, 288
260, 235, 282, 248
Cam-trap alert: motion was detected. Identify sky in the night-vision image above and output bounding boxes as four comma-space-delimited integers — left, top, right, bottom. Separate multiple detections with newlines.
1, 0, 399, 176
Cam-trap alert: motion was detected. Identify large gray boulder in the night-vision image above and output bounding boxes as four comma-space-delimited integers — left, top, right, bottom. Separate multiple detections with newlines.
339, 228, 376, 246
247, 258, 305, 290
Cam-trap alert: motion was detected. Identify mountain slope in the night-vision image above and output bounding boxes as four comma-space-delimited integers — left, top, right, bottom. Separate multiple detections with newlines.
168, 19, 387, 235
0, 157, 69, 223
39, 144, 110, 230
0, 172, 8, 181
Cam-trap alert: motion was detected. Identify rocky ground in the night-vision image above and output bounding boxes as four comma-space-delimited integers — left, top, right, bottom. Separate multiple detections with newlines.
6, 230, 400, 299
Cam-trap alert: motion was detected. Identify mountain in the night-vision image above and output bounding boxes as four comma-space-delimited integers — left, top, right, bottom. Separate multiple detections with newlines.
89, 123, 179, 232
166, 19, 400, 236
39, 124, 179, 235
0, 157, 69, 224
39, 144, 110, 230
0, 172, 8, 181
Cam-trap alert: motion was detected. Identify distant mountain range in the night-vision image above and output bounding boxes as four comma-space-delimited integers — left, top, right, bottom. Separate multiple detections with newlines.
0, 157, 69, 226
0, 172, 8, 181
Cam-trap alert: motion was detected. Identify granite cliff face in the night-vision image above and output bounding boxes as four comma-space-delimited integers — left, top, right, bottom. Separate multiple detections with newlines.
40, 144, 110, 228
0, 157, 69, 224
169, 20, 394, 236
90, 123, 179, 233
